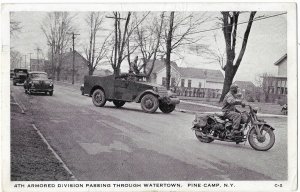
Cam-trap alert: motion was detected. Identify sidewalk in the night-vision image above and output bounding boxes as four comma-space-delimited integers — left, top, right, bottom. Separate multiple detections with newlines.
10, 94, 73, 181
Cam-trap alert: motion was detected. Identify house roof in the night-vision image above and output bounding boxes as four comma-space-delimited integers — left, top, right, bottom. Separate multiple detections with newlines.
149, 59, 180, 73
179, 67, 224, 83
234, 81, 256, 90
150, 59, 224, 82
274, 54, 287, 65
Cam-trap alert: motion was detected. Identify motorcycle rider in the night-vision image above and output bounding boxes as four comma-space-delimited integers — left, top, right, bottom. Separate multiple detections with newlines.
222, 84, 246, 136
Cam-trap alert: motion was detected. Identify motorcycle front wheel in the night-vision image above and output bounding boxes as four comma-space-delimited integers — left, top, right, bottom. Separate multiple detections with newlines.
195, 130, 214, 143
248, 126, 275, 151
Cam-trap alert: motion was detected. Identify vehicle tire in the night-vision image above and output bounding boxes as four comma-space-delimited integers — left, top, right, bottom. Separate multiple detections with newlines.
13, 82, 17, 86
28, 90, 31, 95
81, 91, 84, 95
140, 94, 159, 113
195, 130, 214, 143
92, 89, 106, 107
113, 100, 126, 108
248, 126, 275, 151
49, 91, 53, 96
159, 102, 176, 113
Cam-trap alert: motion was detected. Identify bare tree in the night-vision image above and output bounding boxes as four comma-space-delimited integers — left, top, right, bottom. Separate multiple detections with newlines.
109, 12, 149, 75
10, 13, 22, 38
219, 11, 256, 101
10, 49, 22, 68
41, 12, 74, 80
132, 12, 165, 78
163, 12, 209, 90
84, 12, 111, 75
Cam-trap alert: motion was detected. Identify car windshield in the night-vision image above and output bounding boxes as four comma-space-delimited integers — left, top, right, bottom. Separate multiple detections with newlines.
30, 73, 48, 80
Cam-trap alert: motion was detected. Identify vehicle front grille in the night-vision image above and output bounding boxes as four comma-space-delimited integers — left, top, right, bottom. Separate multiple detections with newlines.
33, 81, 50, 89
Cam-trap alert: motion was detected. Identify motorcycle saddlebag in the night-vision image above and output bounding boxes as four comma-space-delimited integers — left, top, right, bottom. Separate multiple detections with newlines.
193, 113, 209, 127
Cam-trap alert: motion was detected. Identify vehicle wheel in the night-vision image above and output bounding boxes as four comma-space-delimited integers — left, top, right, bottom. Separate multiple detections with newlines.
49, 91, 53, 96
81, 91, 84, 95
92, 89, 106, 107
13, 82, 17, 86
24, 89, 28, 94
159, 102, 176, 113
195, 130, 214, 143
248, 126, 275, 151
113, 100, 126, 108
140, 94, 159, 113
28, 90, 32, 95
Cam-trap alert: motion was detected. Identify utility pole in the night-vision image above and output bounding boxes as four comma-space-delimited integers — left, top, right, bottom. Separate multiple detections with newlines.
28, 53, 33, 71
34, 48, 41, 71
106, 13, 127, 74
67, 32, 80, 84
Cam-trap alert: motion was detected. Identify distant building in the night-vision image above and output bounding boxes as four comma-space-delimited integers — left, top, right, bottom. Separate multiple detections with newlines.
30, 59, 48, 72
58, 50, 89, 83
148, 58, 224, 98
263, 54, 287, 103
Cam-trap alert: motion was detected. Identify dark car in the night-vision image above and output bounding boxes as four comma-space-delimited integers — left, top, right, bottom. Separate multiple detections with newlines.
23, 71, 54, 96
13, 68, 28, 85
81, 73, 180, 113
10, 70, 14, 78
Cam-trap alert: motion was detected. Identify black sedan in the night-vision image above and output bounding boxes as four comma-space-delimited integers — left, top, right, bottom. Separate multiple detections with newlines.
24, 71, 54, 96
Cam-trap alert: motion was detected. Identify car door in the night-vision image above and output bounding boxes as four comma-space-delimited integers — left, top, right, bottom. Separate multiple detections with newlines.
114, 77, 132, 101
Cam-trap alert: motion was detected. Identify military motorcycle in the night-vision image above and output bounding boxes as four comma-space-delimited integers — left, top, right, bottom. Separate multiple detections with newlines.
191, 105, 275, 151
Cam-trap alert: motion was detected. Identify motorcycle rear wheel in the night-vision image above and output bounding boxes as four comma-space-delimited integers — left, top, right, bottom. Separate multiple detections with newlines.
195, 130, 214, 143
248, 126, 275, 151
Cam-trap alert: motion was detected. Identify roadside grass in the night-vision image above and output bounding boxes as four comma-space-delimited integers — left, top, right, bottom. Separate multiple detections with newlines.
178, 96, 285, 115
10, 95, 72, 181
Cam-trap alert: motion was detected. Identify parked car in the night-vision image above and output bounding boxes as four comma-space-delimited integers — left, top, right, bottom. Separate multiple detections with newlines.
82, 73, 180, 113
23, 71, 54, 96
13, 68, 28, 85
10, 70, 14, 79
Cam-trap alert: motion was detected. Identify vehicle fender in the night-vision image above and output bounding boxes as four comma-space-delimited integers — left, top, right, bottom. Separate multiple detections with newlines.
134, 90, 159, 103
90, 85, 105, 96
260, 123, 275, 131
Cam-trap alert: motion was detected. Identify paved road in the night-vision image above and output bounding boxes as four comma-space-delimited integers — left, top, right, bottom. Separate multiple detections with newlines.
11, 83, 287, 181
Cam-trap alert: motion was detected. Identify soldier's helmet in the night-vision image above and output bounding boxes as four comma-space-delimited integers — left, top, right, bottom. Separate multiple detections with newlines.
230, 84, 239, 93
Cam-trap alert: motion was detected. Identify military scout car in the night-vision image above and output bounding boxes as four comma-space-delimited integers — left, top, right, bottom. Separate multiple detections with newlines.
82, 73, 180, 113
13, 68, 28, 85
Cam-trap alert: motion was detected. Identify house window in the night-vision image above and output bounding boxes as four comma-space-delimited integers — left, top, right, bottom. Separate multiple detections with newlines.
171, 78, 176, 87
181, 79, 185, 87
199, 82, 202, 88
162, 77, 166, 86
188, 80, 192, 88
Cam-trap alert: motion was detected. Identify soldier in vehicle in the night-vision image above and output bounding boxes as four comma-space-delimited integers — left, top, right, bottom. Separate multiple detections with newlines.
222, 84, 246, 136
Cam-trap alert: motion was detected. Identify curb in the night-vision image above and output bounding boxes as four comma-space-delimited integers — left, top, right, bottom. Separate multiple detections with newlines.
32, 124, 77, 181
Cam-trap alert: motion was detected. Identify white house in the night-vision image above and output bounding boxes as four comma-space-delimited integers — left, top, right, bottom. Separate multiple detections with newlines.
149, 59, 224, 90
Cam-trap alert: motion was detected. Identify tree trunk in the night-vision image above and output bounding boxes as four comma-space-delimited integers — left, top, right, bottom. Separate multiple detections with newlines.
56, 68, 60, 81
219, 61, 235, 102
165, 11, 174, 90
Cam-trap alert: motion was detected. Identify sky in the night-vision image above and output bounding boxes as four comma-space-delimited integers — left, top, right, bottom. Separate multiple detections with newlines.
10, 11, 287, 84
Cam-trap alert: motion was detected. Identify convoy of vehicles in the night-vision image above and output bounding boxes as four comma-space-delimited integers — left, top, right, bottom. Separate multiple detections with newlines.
11, 69, 279, 151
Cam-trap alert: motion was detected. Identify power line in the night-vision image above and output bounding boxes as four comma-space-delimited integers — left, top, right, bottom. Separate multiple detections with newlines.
196, 12, 287, 33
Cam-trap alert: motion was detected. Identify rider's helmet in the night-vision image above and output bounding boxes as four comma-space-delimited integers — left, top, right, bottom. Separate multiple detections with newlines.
230, 84, 239, 94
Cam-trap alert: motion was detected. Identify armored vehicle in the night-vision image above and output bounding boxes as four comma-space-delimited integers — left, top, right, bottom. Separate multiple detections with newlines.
82, 73, 180, 113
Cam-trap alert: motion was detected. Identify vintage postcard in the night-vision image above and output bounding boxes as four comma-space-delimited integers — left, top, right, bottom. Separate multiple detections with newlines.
1, 1, 297, 192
